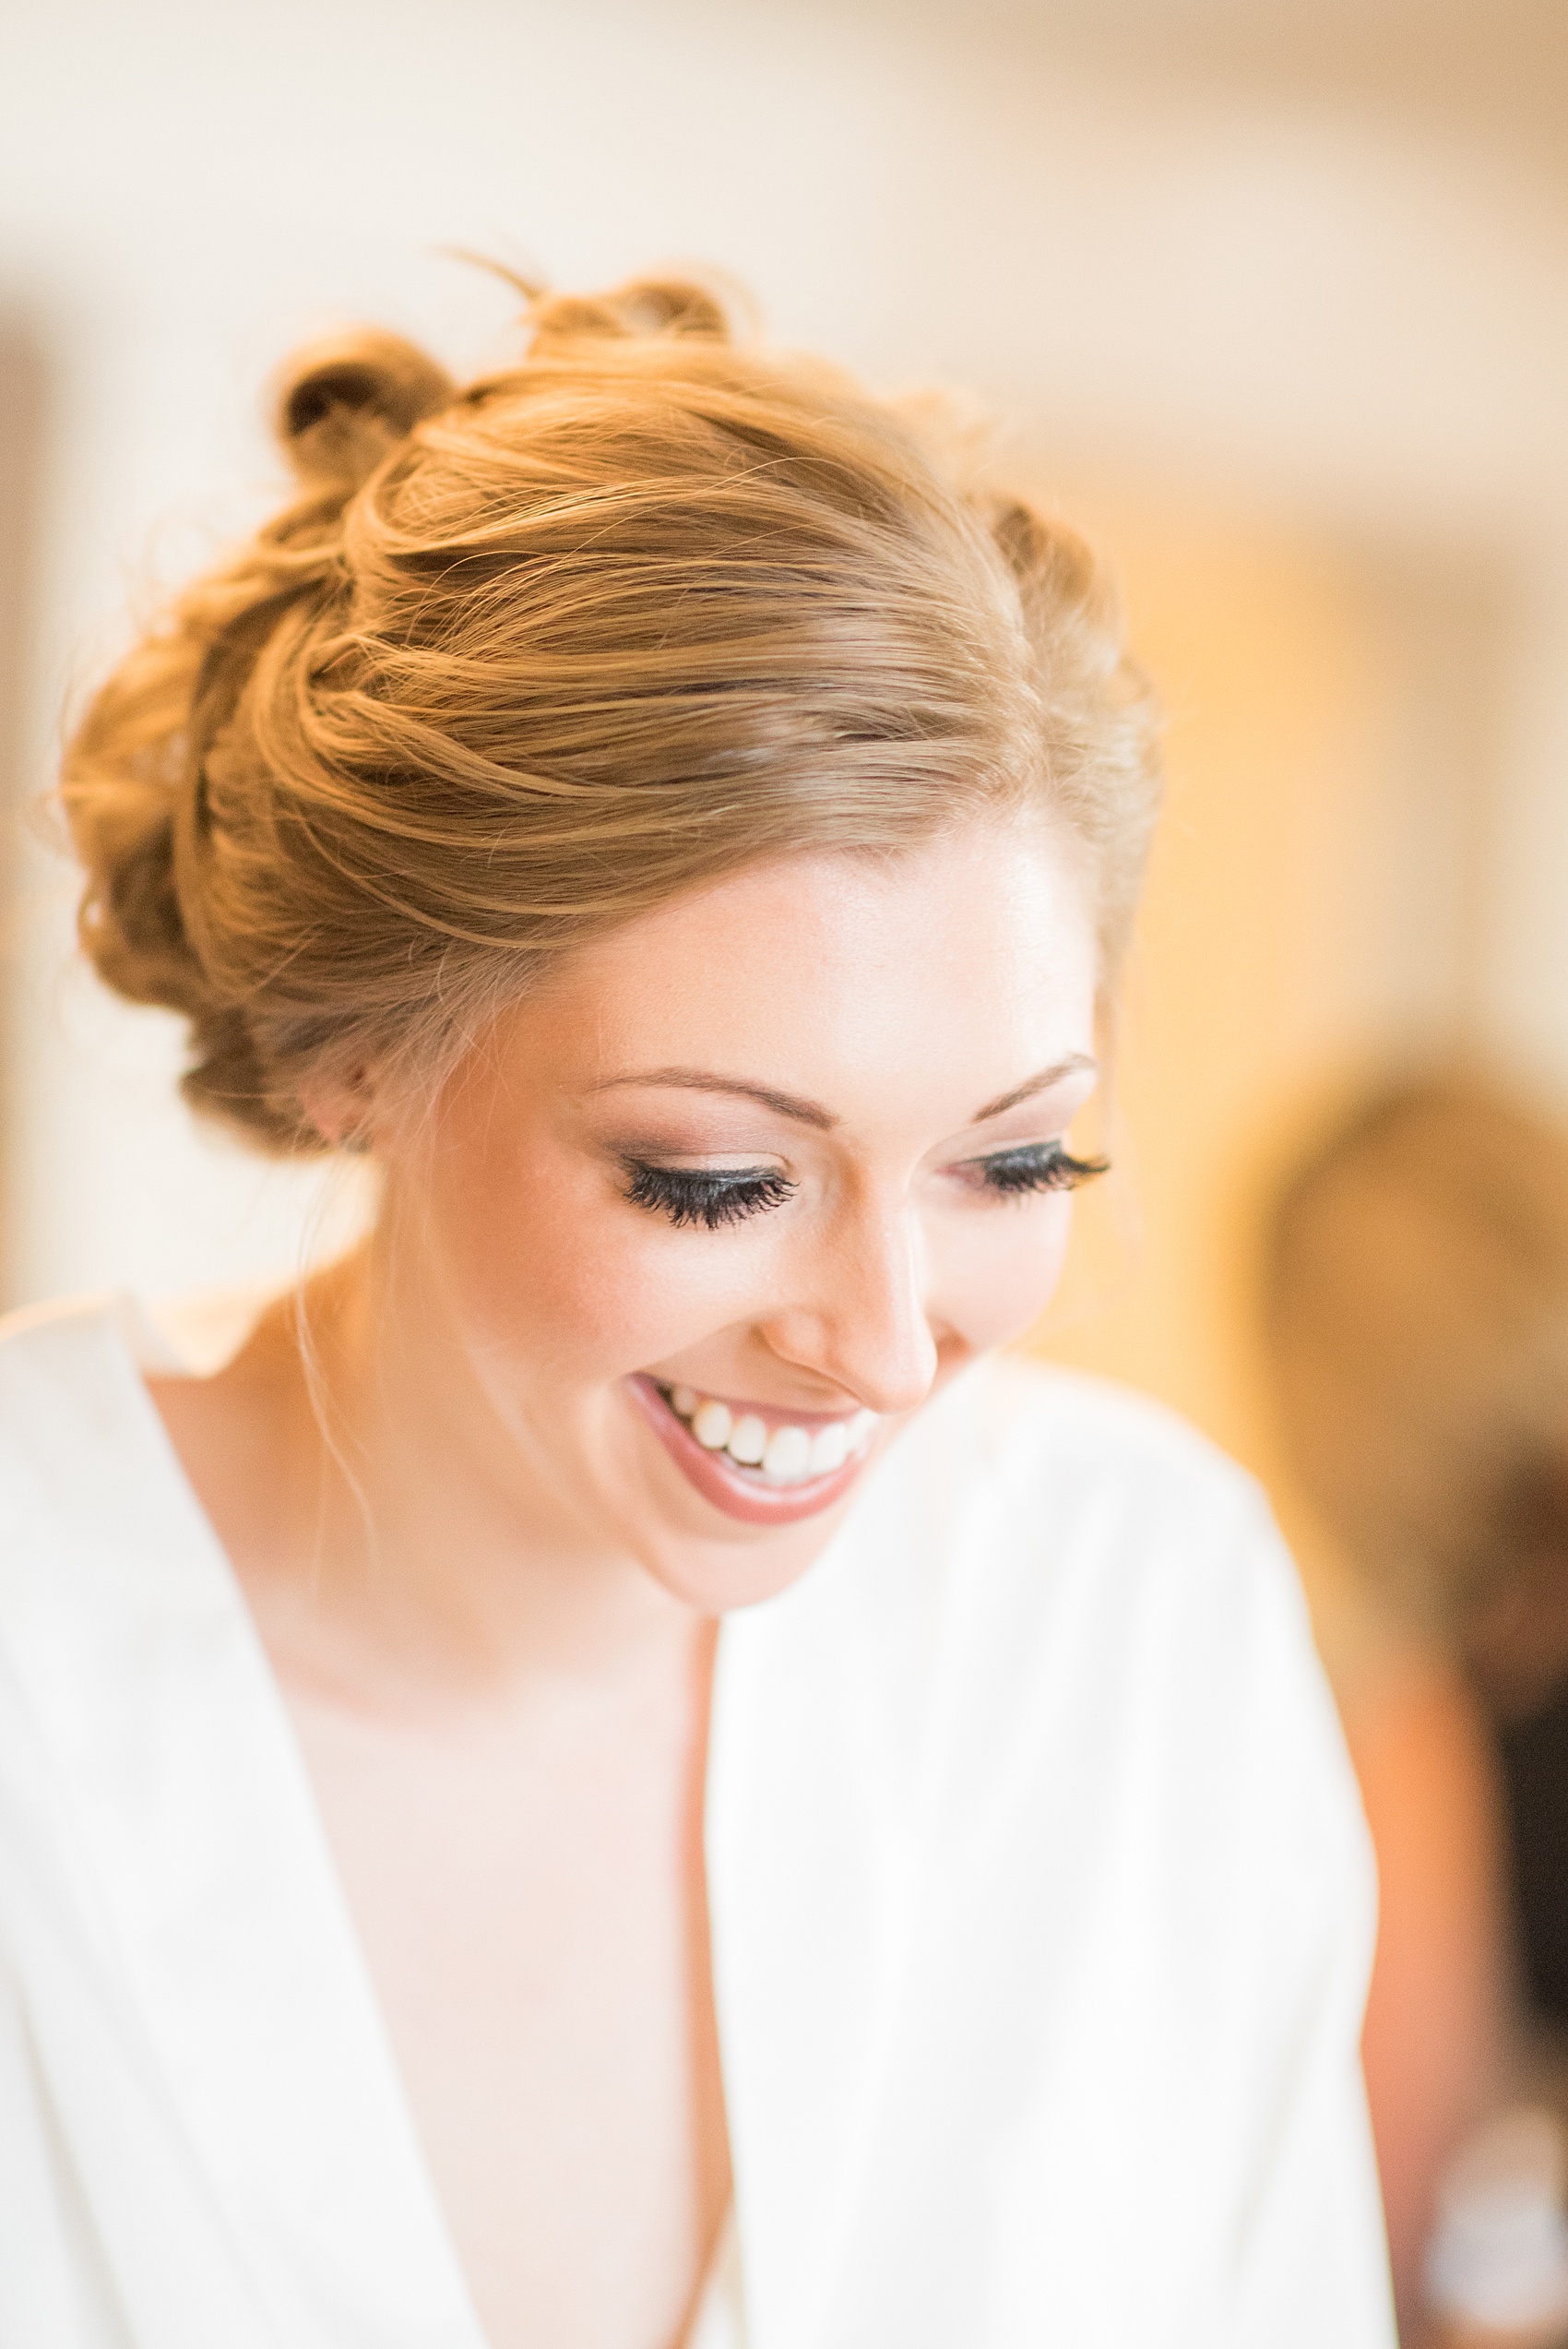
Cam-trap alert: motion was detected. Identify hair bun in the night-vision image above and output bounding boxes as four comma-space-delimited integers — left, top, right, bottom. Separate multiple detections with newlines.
527, 274, 733, 353
275, 330, 456, 487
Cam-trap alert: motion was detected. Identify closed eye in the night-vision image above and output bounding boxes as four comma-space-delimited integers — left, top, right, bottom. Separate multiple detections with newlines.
622, 1159, 797, 1230
962, 1143, 1108, 1198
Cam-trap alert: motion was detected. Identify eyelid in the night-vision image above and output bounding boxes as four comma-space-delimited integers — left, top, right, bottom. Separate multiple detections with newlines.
954, 1140, 1109, 1196
619, 1151, 788, 1175
621, 1155, 798, 1232
954, 1138, 1068, 1171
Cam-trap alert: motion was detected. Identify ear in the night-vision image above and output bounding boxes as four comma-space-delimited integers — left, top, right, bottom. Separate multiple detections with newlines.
299, 1064, 379, 1153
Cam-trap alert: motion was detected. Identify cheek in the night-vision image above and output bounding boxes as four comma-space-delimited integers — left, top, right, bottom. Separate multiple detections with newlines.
422, 1137, 766, 1382
937, 1198, 1076, 1353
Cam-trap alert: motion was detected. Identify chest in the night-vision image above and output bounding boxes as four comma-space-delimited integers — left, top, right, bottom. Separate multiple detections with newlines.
288, 1689, 731, 2349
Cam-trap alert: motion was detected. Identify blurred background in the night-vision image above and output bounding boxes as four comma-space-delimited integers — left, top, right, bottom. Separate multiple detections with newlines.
6, 4, 1568, 2338
5, 0, 1568, 1419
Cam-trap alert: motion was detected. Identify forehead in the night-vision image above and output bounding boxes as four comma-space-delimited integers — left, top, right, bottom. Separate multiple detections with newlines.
517, 817, 1099, 1115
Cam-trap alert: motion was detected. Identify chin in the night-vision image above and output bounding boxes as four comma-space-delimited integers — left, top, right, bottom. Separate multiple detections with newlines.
631, 1507, 851, 1615
605, 1368, 883, 1611
612, 1431, 864, 1613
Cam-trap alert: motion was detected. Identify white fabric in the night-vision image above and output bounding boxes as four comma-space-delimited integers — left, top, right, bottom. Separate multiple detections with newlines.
0, 1292, 1395, 2348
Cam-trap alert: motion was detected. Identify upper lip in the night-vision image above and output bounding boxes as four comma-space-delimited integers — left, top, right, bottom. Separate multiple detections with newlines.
648, 1377, 870, 1429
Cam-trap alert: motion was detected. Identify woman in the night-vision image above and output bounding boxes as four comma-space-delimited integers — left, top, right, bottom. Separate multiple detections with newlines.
0, 274, 1391, 2348
1264, 1070, 1568, 2342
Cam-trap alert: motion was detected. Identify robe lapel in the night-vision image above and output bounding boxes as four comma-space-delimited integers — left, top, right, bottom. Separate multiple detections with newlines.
0, 1303, 487, 2348
706, 1409, 975, 2349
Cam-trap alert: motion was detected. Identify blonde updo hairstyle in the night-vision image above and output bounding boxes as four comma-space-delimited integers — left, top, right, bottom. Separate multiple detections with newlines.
64, 273, 1159, 1154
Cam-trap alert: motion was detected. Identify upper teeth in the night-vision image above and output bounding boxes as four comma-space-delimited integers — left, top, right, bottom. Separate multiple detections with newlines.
667, 1387, 877, 1482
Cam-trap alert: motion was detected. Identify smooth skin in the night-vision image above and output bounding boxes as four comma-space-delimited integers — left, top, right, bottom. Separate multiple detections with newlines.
149, 814, 1101, 2349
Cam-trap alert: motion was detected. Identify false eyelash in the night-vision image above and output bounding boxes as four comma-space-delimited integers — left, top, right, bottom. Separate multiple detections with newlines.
623, 1160, 798, 1231
975, 1145, 1109, 1197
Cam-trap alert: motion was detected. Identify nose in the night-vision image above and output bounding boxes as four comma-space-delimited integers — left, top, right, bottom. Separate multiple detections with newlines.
757, 1187, 940, 1417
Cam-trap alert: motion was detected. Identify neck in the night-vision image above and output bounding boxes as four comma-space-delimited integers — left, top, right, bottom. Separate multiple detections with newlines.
243, 1234, 702, 1716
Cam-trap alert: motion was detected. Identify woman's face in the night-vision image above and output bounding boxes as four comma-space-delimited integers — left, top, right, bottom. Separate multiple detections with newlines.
378, 816, 1100, 1613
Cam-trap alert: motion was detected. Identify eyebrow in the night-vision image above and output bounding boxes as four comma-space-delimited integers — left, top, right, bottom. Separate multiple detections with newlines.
589, 1067, 840, 1127
589, 1053, 1096, 1130
969, 1055, 1098, 1123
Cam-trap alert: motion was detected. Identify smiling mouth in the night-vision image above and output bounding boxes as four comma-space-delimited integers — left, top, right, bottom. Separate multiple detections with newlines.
665, 1381, 878, 1481
625, 1376, 881, 1526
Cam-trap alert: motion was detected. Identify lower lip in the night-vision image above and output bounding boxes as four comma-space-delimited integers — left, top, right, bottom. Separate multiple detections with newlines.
624, 1376, 873, 1528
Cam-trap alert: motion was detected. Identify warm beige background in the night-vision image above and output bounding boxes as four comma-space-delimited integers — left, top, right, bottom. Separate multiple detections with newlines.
1031, 500, 1512, 1485
4, 0, 1568, 1392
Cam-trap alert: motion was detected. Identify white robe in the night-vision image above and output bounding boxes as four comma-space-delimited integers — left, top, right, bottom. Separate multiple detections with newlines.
0, 1293, 1394, 2347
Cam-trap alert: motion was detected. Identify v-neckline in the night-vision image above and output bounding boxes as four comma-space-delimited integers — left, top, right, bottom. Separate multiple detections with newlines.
91, 1293, 741, 2349
95, 1296, 498, 2343
6, 1286, 987, 2349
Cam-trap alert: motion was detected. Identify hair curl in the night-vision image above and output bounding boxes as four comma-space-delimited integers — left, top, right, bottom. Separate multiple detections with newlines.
63, 271, 1160, 1153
